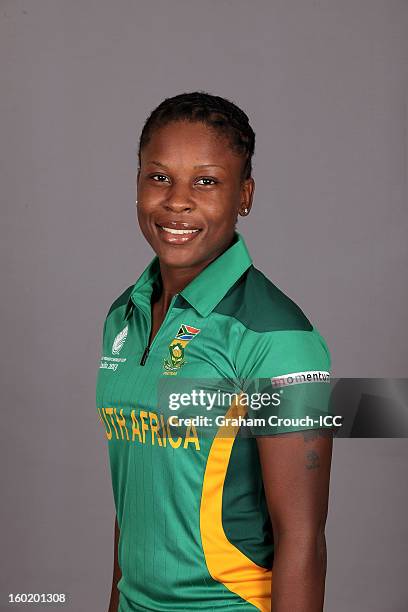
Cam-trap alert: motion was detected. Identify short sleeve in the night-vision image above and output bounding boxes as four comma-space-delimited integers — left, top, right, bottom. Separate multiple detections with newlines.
235, 326, 332, 436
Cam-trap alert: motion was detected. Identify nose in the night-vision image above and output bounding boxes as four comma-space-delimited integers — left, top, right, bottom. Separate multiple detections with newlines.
163, 182, 195, 212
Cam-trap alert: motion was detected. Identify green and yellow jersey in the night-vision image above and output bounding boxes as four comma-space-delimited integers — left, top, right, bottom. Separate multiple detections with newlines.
96, 231, 331, 612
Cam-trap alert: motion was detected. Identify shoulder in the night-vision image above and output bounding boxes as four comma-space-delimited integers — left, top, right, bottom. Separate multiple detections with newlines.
99, 284, 134, 342
215, 264, 312, 333
106, 283, 134, 318
225, 266, 331, 378
97, 284, 134, 352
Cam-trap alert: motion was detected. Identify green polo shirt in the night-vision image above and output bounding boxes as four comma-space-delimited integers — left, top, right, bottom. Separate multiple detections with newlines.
96, 231, 331, 612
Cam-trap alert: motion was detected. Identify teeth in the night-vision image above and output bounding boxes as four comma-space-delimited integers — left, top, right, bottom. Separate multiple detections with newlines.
161, 226, 200, 235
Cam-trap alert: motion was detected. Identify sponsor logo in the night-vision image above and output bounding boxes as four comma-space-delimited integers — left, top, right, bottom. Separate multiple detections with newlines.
163, 324, 201, 375
271, 370, 331, 387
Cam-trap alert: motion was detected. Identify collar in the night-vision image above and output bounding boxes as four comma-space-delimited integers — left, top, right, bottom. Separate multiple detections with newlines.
124, 231, 253, 320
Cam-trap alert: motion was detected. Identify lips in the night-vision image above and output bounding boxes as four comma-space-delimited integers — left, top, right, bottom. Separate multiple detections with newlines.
155, 220, 203, 244
155, 220, 202, 231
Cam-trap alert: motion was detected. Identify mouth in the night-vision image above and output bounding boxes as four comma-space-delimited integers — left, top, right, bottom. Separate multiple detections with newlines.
155, 221, 203, 244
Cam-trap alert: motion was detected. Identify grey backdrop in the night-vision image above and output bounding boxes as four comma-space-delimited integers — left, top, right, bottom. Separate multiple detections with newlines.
1, 1, 407, 610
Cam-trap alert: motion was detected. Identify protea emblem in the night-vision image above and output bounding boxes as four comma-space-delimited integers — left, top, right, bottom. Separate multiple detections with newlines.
167, 342, 185, 368
163, 324, 200, 375
112, 325, 128, 355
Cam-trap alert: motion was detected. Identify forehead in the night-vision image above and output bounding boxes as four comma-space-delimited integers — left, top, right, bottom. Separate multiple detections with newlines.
141, 120, 242, 170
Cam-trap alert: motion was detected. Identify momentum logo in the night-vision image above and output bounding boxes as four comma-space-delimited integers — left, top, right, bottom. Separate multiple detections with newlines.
271, 371, 330, 388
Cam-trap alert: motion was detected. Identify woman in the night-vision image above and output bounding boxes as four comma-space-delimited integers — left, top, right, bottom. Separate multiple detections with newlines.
96, 92, 333, 612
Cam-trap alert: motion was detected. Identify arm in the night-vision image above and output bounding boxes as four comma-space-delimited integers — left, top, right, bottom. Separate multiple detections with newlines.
108, 516, 122, 612
256, 429, 333, 612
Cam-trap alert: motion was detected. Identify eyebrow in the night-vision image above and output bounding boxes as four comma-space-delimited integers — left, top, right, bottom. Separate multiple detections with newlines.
148, 160, 225, 170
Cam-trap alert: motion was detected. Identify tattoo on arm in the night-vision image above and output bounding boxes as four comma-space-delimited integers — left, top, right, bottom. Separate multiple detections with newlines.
305, 449, 320, 470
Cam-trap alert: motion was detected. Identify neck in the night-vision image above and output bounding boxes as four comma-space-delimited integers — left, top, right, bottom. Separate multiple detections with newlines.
156, 234, 236, 311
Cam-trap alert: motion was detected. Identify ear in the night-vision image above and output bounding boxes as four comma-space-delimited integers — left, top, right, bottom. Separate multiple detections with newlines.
239, 177, 255, 216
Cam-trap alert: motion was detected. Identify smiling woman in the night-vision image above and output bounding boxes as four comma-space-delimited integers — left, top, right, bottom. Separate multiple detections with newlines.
96, 92, 333, 612
136, 117, 254, 270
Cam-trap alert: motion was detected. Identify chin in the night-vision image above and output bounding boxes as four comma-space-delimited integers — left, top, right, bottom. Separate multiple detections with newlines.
157, 248, 201, 268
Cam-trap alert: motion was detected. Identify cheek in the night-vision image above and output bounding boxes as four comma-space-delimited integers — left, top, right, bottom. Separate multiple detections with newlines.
137, 194, 159, 218
137, 177, 165, 199
207, 198, 240, 222
212, 208, 238, 225
138, 182, 158, 201
136, 204, 155, 234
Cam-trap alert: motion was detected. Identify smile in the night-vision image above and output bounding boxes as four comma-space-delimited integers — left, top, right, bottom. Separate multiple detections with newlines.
155, 223, 202, 244
160, 226, 200, 235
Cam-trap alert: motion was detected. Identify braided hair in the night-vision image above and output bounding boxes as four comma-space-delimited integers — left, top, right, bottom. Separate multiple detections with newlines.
138, 91, 255, 181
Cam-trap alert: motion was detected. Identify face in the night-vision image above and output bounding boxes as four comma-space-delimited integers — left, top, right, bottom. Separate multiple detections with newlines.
136, 120, 254, 271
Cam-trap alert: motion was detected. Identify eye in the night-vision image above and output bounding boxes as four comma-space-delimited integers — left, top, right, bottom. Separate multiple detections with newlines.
196, 177, 218, 186
150, 174, 170, 183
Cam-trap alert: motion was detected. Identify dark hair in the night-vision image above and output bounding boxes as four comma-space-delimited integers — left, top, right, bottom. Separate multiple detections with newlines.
138, 91, 256, 181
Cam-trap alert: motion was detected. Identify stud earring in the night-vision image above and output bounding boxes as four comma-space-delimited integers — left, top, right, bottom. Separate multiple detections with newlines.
242, 207, 248, 215
135, 200, 138, 205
